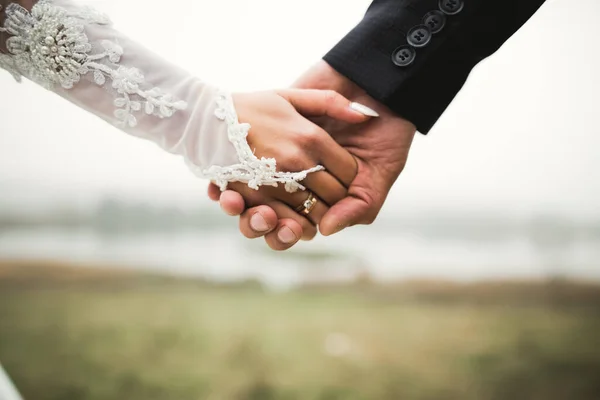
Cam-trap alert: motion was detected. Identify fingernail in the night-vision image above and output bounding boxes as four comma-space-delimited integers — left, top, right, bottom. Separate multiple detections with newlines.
278, 226, 297, 244
250, 213, 269, 232
350, 102, 379, 117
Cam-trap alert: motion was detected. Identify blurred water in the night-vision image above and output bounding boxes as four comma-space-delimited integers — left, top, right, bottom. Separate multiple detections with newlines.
1, 225, 598, 288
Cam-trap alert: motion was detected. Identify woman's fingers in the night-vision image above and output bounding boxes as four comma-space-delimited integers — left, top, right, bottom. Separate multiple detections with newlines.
237, 202, 315, 245
265, 219, 305, 251
314, 129, 358, 187
264, 201, 317, 241
301, 170, 347, 206
272, 122, 357, 187
219, 189, 246, 216
277, 89, 378, 123
226, 182, 316, 241
260, 186, 329, 227
209, 89, 373, 250
257, 167, 348, 208
207, 183, 221, 202
275, 89, 370, 186
237, 205, 279, 239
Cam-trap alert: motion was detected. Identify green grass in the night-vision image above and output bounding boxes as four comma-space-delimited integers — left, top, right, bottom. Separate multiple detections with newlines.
1, 262, 600, 400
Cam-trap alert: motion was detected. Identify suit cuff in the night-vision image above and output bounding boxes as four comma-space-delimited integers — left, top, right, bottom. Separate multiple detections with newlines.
323, 0, 475, 134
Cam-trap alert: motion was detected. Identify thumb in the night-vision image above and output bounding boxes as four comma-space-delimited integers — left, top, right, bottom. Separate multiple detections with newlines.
277, 89, 379, 124
319, 196, 372, 236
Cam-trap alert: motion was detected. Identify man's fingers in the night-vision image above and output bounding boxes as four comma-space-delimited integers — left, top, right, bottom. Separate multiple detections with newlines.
319, 196, 374, 236
238, 206, 279, 239
264, 219, 304, 251
222, 182, 315, 243
238, 201, 315, 244
278, 89, 377, 124
263, 201, 317, 241
208, 183, 221, 202
219, 190, 246, 216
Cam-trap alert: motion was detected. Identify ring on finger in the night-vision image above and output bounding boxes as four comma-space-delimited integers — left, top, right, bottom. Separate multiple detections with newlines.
295, 191, 318, 216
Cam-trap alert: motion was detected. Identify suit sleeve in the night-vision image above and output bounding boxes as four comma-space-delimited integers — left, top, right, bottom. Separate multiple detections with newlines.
323, 0, 548, 133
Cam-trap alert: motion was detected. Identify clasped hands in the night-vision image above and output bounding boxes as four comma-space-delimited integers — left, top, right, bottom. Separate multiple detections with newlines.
208, 61, 417, 250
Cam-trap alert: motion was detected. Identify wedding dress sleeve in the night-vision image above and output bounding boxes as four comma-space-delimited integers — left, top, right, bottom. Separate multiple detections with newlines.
0, 0, 323, 192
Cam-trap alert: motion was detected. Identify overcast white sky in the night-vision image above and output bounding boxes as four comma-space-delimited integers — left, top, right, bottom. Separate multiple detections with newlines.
0, 0, 598, 219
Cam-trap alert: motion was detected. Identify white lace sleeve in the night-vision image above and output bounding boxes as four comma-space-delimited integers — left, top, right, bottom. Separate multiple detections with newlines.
0, 0, 322, 192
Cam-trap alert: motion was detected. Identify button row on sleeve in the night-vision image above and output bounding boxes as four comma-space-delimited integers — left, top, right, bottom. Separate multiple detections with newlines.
424, 10, 446, 34
392, 0, 464, 68
392, 45, 417, 67
407, 25, 432, 48
439, 0, 464, 15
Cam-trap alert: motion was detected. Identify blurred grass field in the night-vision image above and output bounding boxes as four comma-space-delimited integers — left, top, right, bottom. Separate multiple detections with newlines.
1, 261, 600, 400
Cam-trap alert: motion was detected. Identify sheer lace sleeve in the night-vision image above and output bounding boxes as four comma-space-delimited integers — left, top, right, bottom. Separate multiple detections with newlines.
0, 0, 322, 192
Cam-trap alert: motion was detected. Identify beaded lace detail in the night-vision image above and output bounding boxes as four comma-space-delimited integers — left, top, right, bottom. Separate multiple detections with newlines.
196, 92, 325, 193
0, 0, 187, 127
0, 1, 323, 192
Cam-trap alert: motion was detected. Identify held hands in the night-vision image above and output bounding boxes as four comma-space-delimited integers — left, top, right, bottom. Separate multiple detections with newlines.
208, 88, 376, 250
213, 61, 417, 250
293, 62, 417, 236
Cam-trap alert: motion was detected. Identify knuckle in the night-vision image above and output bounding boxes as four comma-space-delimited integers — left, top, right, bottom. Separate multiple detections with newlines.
354, 188, 381, 226
280, 148, 308, 172
297, 126, 323, 147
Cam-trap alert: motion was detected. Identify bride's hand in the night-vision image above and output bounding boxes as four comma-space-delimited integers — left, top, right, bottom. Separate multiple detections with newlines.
212, 89, 376, 250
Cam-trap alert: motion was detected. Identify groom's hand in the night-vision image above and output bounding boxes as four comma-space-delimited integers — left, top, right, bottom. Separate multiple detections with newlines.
293, 61, 417, 235
214, 61, 416, 246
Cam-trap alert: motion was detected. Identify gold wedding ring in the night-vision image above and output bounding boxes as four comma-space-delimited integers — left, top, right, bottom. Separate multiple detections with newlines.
295, 192, 318, 216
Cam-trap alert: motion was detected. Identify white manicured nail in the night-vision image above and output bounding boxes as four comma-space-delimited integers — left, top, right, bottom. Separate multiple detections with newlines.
350, 102, 379, 117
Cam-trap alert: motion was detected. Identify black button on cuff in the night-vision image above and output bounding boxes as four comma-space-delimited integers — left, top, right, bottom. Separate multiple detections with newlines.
392, 45, 416, 67
407, 25, 432, 48
423, 10, 446, 34
439, 0, 464, 15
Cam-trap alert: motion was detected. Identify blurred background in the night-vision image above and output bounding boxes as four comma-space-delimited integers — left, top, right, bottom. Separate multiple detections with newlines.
1, 0, 599, 399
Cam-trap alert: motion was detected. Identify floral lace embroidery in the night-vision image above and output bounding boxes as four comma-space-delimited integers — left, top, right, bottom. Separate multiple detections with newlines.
0, 1, 187, 127
197, 92, 325, 193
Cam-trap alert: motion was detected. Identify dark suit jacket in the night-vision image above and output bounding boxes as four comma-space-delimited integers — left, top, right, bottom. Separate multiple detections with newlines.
323, 0, 548, 133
